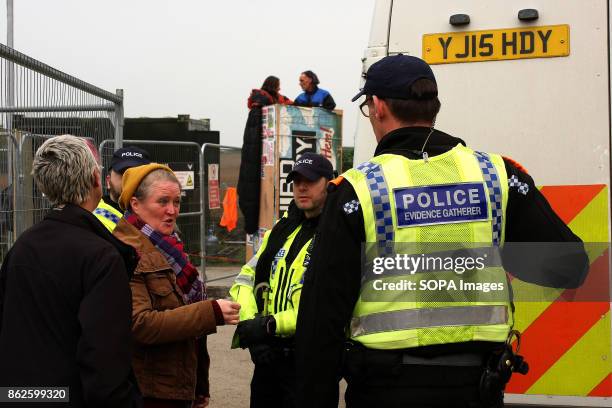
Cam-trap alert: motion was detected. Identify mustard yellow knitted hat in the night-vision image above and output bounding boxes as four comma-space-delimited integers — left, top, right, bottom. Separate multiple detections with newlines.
118, 163, 174, 210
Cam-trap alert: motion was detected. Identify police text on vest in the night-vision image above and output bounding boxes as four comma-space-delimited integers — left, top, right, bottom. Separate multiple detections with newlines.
394, 183, 489, 227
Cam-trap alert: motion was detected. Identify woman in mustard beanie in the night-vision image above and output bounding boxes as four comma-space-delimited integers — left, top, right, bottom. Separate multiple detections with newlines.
113, 163, 241, 408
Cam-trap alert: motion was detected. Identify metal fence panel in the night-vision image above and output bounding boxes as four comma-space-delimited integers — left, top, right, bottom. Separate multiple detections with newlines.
0, 132, 17, 260
0, 44, 122, 150
0, 43, 123, 256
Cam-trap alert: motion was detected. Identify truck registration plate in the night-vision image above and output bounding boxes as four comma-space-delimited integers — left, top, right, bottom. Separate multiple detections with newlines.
422, 24, 569, 65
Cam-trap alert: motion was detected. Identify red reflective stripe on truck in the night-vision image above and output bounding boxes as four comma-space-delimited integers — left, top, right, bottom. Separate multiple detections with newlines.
539, 185, 605, 224
589, 373, 612, 397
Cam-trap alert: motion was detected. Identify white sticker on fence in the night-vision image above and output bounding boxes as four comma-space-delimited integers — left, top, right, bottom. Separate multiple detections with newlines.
175, 171, 195, 190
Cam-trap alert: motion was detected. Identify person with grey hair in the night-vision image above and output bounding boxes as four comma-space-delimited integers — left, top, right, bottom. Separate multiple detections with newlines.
0, 135, 142, 407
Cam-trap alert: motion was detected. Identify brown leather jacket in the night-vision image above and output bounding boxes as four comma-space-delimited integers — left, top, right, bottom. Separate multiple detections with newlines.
114, 219, 217, 401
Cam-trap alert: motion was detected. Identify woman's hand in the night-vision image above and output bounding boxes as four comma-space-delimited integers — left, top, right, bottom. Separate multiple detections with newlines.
192, 395, 209, 408
216, 299, 240, 325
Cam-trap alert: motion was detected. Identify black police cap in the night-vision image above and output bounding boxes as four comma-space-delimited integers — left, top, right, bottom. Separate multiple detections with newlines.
110, 146, 151, 173
287, 152, 334, 183
351, 54, 437, 102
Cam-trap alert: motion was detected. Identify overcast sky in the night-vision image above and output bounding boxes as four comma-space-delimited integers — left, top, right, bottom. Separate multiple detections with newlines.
2, 0, 375, 147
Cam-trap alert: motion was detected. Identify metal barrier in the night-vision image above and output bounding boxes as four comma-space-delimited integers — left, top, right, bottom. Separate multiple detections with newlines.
201, 143, 245, 283
0, 43, 123, 149
0, 43, 124, 254
0, 132, 18, 260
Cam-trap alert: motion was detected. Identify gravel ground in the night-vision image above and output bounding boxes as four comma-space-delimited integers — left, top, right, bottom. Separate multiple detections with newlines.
207, 325, 253, 407
207, 325, 346, 407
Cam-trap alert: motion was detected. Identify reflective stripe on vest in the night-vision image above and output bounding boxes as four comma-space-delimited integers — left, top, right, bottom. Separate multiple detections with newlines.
355, 161, 394, 254
234, 273, 255, 287
474, 151, 503, 246
93, 199, 123, 232
247, 254, 259, 268
350, 305, 508, 337
263, 225, 312, 316
94, 208, 120, 224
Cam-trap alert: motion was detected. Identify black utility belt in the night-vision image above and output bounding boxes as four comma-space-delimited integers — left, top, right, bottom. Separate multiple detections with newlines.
346, 343, 498, 368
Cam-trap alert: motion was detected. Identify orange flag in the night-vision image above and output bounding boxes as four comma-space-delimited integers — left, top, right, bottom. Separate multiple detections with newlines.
219, 187, 238, 232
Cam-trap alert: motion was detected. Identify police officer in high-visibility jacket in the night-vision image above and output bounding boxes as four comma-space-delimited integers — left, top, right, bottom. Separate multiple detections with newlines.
231, 152, 333, 408
94, 146, 150, 231
295, 55, 588, 408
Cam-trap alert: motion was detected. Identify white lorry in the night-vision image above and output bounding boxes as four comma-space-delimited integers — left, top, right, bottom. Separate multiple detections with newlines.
353, 1, 611, 406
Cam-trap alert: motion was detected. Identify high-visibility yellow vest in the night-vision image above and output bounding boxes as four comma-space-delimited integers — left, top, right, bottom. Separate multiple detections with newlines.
230, 221, 313, 338
343, 144, 513, 350
93, 198, 123, 232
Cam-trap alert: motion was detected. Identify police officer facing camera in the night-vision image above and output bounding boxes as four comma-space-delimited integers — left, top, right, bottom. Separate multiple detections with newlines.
94, 146, 151, 231
295, 55, 588, 408
231, 152, 334, 408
